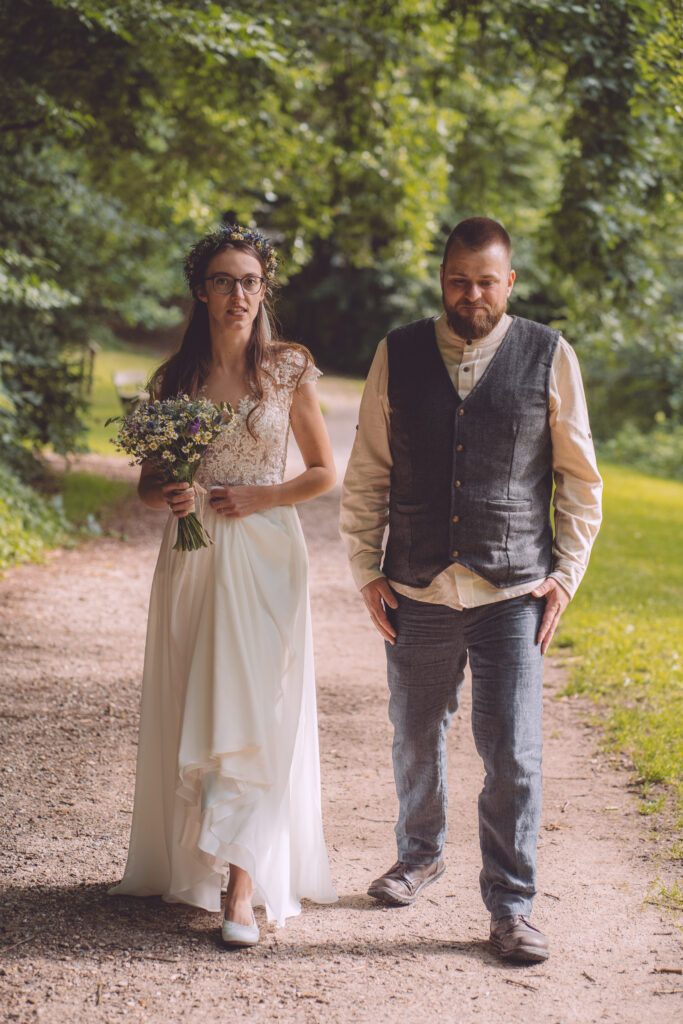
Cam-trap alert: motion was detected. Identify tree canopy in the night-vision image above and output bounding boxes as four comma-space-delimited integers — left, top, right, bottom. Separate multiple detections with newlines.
1, 0, 681, 462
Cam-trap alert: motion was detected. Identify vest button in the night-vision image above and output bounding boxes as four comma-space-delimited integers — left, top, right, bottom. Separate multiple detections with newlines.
454, 480, 462, 488
456, 444, 464, 452
452, 515, 460, 523
452, 549, 460, 558
457, 408, 465, 416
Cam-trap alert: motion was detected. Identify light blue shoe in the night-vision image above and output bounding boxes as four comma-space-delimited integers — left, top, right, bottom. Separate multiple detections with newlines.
221, 911, 259, 948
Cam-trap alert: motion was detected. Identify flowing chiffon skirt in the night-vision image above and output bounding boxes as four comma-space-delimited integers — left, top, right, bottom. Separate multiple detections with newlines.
109, 504, 337, 925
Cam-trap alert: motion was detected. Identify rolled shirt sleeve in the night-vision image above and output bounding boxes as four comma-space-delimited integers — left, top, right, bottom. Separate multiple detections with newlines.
339, 340, 393, 590
549, 337, 603, 598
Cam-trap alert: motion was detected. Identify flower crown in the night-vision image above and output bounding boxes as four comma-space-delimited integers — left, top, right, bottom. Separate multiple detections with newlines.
184, 224, 279, 293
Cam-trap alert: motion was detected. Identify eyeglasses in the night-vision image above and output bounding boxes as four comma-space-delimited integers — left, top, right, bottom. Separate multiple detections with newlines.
204, 273, 265, 295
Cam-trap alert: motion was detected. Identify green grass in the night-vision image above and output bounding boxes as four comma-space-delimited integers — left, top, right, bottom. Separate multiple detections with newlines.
558, 463, 683, 825
59, 471, 133, 526
655, 880, 683, 912
85, 339, 162, 453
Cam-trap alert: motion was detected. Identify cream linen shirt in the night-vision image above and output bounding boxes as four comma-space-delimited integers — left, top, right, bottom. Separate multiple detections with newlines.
339, 312, 603, 609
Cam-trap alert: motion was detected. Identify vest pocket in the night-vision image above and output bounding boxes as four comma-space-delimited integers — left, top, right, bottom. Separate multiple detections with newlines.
394, 501, 431, 515
485, 498, 532, 512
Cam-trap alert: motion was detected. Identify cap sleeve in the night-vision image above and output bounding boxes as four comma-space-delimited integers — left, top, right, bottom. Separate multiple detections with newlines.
298, 360, 322, 387
277, 346, 321, 390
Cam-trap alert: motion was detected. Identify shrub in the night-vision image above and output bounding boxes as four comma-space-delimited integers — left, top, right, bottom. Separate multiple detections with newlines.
598, 418, 683, 481
0, 461, 70, 572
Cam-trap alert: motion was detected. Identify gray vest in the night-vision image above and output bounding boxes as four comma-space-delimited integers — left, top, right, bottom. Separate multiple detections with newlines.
382, 316, 560, 588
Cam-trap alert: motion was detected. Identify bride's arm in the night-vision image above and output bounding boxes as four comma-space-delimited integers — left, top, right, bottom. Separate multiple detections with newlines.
278, 380, 337, 503
209, 382, 336, 517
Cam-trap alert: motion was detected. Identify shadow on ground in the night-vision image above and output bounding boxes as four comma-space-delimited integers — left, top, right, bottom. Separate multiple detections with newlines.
1, 882, 505, 967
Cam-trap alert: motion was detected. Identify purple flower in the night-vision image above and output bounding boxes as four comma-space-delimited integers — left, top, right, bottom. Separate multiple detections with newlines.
188, 418, 201, 435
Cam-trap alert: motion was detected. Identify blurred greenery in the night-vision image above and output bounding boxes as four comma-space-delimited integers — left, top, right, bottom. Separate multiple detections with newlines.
1, 0, 681, 470
0, 459, 134, 574
85, 339, 160, 453
599, 417, 683, 481
0, 461, 69, 571
59, 470, 133, 525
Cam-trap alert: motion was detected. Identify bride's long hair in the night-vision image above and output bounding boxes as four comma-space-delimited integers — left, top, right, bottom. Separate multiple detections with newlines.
150, 229, 309, 435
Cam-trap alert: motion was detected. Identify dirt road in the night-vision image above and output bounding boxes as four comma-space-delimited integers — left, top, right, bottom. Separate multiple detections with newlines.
1, 379, 681, 1023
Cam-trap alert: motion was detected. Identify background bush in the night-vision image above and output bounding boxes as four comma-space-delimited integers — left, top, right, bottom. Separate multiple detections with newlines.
599, 419, 683, 481
0, 462, 69, 572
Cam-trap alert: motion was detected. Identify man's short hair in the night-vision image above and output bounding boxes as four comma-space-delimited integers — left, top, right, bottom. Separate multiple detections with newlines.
442, 217, 512, 265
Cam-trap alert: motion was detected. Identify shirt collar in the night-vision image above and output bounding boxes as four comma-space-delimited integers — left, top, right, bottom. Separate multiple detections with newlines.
435, 310, 512, 351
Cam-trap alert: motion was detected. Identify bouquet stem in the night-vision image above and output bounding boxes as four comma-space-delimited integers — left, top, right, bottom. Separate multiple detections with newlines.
173, 511, 213, 552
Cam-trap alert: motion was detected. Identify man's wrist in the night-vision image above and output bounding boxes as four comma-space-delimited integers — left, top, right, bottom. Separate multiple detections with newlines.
360, 572, 387, 592
351, 562, 386, 591
548, 572, 573, 601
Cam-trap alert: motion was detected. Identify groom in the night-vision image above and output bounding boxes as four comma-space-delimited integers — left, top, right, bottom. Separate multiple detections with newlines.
340, 217, 602, 963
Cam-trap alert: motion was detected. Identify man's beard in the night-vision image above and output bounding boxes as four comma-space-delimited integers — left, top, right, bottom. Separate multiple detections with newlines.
444, 298, 507, 340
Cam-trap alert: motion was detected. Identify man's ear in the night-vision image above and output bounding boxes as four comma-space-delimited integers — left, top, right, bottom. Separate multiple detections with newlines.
507, 268, 516, 297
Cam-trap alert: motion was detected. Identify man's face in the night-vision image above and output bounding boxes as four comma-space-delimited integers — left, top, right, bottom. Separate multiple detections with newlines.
440, 243, 515, 339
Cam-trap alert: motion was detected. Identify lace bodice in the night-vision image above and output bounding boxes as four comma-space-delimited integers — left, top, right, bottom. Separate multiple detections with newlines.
194, 347, 321, 488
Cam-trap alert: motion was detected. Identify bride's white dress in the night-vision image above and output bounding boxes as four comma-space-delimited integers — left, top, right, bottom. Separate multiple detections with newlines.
109, 347, 337, 925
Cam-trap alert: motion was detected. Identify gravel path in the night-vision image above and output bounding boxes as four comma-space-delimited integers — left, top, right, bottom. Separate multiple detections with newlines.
1, 379, 681, 1023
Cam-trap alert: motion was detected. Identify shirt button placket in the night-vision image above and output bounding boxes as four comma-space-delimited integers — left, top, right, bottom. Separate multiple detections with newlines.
452, 405, 466, 560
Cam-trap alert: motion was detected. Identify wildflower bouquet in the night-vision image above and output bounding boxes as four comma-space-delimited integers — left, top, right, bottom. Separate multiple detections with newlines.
108, 395, 233, 551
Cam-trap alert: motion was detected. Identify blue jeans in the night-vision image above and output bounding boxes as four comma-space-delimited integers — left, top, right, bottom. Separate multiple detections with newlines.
385, 591, 545, 918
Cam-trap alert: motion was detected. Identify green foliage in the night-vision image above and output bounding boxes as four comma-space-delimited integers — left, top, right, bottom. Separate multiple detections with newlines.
559, 464, 683, 820
567, 299, 683, 439
599, 418, 683, 480
0, 457, 134, 574
0, 462, 69, 572
1, 0, 681, 461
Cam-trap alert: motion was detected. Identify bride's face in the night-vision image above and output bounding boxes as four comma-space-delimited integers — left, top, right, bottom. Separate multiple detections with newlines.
198, 248, 267, 330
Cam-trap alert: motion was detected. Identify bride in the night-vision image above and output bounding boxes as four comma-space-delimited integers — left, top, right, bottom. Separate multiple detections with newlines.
109, 224, 338, 945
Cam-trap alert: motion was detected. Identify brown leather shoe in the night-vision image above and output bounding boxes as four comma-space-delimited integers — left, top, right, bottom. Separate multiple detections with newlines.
489, 915, 549, 963
367, 859, 445, 906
